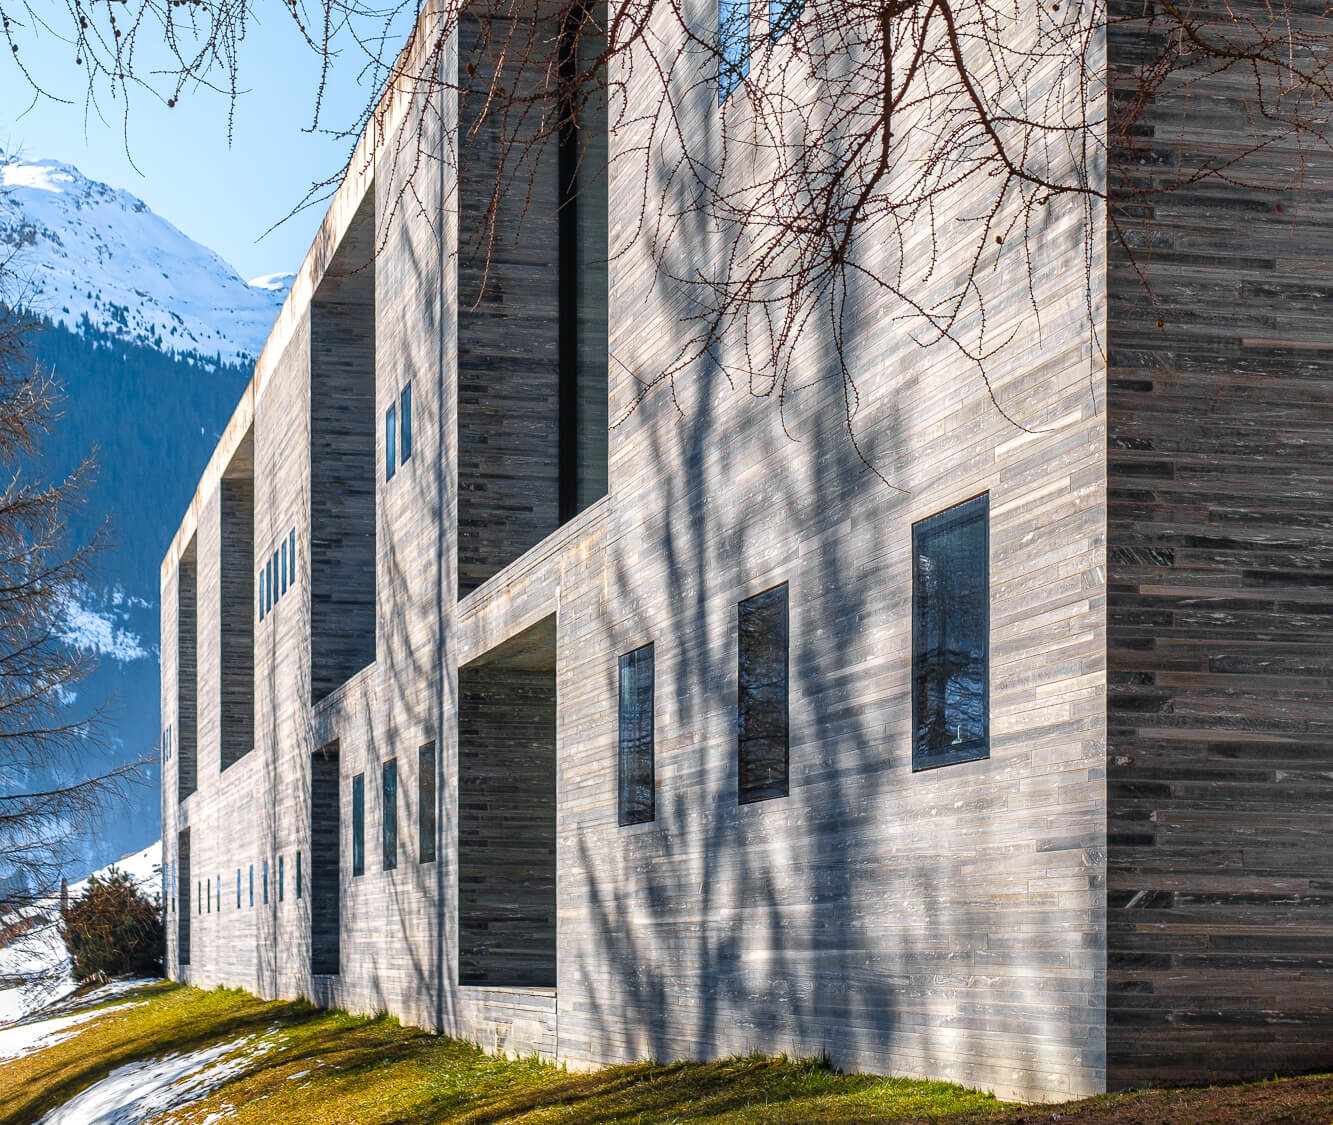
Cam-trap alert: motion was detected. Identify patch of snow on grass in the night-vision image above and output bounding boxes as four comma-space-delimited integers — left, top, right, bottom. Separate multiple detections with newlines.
37, 1030, 280, 1125
0, 1002, 136, 1061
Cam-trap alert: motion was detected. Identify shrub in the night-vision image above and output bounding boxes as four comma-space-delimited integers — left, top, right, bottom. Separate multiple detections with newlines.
60, 867, 164, 981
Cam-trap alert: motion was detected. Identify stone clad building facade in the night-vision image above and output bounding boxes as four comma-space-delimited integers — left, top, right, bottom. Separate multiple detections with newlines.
160, 2, 1333, 1104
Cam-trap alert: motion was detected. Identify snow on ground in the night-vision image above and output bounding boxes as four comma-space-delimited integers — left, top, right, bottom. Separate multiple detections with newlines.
0, 1001, 140, 1062
0, 841, 162, 1024
35, 1028, 280, 1125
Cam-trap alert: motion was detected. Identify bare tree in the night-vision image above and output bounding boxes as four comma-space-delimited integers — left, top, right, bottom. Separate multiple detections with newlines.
1, 0, 1330, 458
0, 285, 137, 922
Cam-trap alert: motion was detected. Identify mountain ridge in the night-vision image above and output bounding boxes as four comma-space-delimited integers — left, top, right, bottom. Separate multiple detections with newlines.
0, 156, 290, 365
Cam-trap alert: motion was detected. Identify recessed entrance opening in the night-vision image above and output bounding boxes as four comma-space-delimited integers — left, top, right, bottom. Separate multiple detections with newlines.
458, 615, 557, 987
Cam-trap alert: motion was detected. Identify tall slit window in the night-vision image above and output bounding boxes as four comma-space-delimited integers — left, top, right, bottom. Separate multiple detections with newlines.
296, 851, 302, 899
418, 742, 436, 863
618, 644, 655, 825
262, 859, 269, 904
912, 494, 990, 770
737, 584, 789, 804
249, 864, 254, 907
382, 758, 398, 871
281, 539, 288, 594
278, 855, 285, 902
352, 773, 365, 877
236, 868, 241, 908
769, 0, 803, 39
386, 403, 397, 481
258, 569, 266, 621
400, 384, 412, 465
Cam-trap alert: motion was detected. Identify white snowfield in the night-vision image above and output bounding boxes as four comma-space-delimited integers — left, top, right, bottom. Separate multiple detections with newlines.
0, 841, 162, 1024
0, 156, 290, 366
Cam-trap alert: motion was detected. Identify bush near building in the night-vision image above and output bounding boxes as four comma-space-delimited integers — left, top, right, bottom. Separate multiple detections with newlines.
60, 868, 163, 981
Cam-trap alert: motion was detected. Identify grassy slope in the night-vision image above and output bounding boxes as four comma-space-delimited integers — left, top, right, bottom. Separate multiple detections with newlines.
2, 983, 1331, 1124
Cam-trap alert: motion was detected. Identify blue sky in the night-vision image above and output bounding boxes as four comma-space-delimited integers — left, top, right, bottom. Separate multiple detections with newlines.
0, 7, 408, 280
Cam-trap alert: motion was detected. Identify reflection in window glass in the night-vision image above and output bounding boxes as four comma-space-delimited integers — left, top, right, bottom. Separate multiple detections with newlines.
912, 494, 989, 770
618, 644, 655, 825
386, 403, 397, 481
737, 584, 789, 803
352, 774, 365, 877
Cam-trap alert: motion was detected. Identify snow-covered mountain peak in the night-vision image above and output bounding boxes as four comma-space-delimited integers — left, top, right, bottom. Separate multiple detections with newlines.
0, 155, 290, 366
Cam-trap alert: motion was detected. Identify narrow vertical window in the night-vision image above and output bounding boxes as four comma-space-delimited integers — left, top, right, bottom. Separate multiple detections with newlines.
216, 875, 221, 914
718, 0, 750, 103
296, 851, 302, 899
386, 403, 397, 481
737, 583, 789, 803
170, 860, 176, 913
352, 774, 365, 877
207, 878, 211, 913
236, 868, 241, 908
769, 0, 803, 39
197, 881, 201, 915
281, 539, 288, 594
263, 859, 270, 904
400, 384, 412, 464
289, 529, 296, 587
382, 758, 398, 871
618, 644, 655, 825
266, 557, 274, 613
249, 864, 254, 907
278, 855, 285, 902
418, 742, 436, 863
258, 569, 266, 621
912, 494, 990, 770
273, 550, 281, 602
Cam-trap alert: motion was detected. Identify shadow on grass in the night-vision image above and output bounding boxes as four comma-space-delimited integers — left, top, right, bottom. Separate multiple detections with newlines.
0, 983, 325, 1125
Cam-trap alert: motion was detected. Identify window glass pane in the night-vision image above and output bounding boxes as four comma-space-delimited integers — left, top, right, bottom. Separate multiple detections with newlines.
718, 0, 750, 103
289, 529, 296, 586
296, 851, 302, 899
273, 551, 280, 602
400, 384, 412, 464
386, 404, 397, 481
263, 859, 269, 904
383, 758, 398, 871
418, 742, 436, 863
769, 0, 803, 39
281, 540, 288, 594
352, 774, 365, 877
279, 855, 285, 902
912, 494, 989, 770
738, 584, 788, 803
249, 864, 254, 907
266, 558, 274, 612
258, 569, 265, 621
618, 644, 655, 825
236, 868, 241, 908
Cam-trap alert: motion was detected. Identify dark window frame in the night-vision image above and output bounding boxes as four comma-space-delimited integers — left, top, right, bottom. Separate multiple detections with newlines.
911, 493, 990, 771
617, 643, 655, 826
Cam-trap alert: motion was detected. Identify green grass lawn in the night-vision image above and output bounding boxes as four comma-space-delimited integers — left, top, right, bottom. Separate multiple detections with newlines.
3, 982, 1331, 1124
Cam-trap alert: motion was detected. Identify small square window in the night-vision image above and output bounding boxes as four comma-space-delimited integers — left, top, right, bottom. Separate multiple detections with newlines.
386, 403, 397, 481
912, 494, 990, 770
